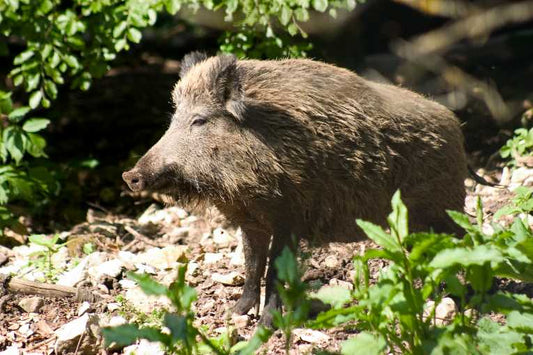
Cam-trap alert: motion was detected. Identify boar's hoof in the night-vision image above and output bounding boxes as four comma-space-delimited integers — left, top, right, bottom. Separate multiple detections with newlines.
233, 291, 260, 315
122, 170, 144, 192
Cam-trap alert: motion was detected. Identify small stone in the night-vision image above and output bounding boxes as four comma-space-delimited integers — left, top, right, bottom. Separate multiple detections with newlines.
106, 303, 120, 312
78, 301, 91, 316
1, 345, 19, 355
511, 167, 533, 185
55, 314, 101, 354
107, 316, 127, 327
124, 286, 170, 314
174, 207, 189, 219
18, 297, 44, 313
136, 245, 188, 270
435, 297, 456, 324
329, 278, 354, 290
229, 239, 244, 266
500, 166, 511, 185
324, 255, 340, 268
292, 328, 330, 344
231, 314, 250, 328
424, 298, 457, 326
212, 272, 244, 286
119, 279, 137, 289
93, 259, 124, 280
213, 228, 233, 248
204, 252, 224, 264
57, 257, 88, 287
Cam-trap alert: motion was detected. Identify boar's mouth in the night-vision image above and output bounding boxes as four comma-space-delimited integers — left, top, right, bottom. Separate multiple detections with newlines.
122, 166, 213, 202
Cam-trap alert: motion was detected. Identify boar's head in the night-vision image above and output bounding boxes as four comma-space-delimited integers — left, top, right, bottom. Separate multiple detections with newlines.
122, 53, 281, 205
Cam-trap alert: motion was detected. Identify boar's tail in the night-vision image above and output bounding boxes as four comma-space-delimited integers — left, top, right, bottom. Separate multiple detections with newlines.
467, 165, 505, 188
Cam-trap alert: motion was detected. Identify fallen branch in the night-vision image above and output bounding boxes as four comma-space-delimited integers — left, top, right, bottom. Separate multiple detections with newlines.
0, 274, 100, 302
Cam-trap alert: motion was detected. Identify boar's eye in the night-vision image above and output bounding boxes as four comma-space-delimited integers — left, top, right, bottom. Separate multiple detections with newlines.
191, 116, 207, 127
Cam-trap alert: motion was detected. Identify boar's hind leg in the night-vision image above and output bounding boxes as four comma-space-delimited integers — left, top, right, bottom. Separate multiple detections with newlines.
259, 231, 293, 328
233, 227, 270, 315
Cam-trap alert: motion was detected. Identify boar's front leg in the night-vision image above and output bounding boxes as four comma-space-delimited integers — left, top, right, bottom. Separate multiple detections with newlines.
233, 227, 270, 315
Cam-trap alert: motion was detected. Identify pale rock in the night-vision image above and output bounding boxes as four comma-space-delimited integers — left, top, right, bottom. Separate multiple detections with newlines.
292, 328, 330, 344
55, 314, 101, 354
12, 244, 47, 258
138, 204, 174, 226
231, 314, 250, 328
106, 303, 121, 312
482, 223, 494, 236
186, 262, 200, 277
107, 316, 127, 327
500, 166, 511, 185
511, 167, 533, 184
204, 252, 224, 264
51, 247, 69, 270
229, 240, 244, 266
0, 345, 19, 355
124, 339, 165, 355
134, 263, 157, 275
163, 226, 190, 240
92, 258, 124, 280
78, 301, 91, 316
424, 298, 457, 326
324, 255, 340, 269
18, 323, 33, 337
174, 207, 189, 219
213, 228, 233, 247
212, 272, 244, 286
57, 257, 88, 287
329, 278, 354, 290
119, 279, 137, 289
435, 297, 457, 324
18, 297, 44, 313
118, 251, 137, 269
136, 246, 188, 270
124, 286, 170, 314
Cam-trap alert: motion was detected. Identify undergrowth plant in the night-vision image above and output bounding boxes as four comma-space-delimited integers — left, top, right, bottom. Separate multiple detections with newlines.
27, 233, 65, 281
309, 190, 533, 354
500, 127, 533, 167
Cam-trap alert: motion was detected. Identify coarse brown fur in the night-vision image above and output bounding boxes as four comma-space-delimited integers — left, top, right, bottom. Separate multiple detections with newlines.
123, 53, 467, 325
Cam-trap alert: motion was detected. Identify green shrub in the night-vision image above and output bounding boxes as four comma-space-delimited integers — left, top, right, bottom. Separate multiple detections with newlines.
500, 127, 533, 167
309, 190, 533, 354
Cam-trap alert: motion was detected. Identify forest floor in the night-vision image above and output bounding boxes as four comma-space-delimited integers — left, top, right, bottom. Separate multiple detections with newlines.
0, 163, 532, 355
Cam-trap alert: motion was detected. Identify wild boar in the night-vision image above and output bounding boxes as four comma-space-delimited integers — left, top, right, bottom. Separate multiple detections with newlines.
122, 52, 467, 326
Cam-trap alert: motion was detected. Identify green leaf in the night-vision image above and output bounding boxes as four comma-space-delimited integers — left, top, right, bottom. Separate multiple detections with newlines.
341, 332, 386, 355
312, 0, 328, 12
279, 6, 292, 26
22, 118, 50, 133
447, 210, 473, 231
102, 324, 169, 347
26, 133, 47, 158
165, 0, 181, 14
127, 28, 142, 43
113, 21, 127, 38
127, 272, 168, 296
29, 91, 42, 109
388, 190, 408, 241
507, 311, 533, 332
8, 107, 30, 122
357, 219, 401, 253
430, 245, 504, 268
235, 326, 272, 355
274, 247, 299, 284
311, 285, 351, 308
13, 50, 34, 65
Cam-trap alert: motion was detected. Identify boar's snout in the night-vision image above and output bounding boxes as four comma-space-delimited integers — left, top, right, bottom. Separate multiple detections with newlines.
122, 169, 145, 192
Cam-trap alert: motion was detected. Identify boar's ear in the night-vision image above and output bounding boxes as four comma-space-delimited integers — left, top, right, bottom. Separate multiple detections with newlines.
213, 54, 245, 120
180, 51, 208, 78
